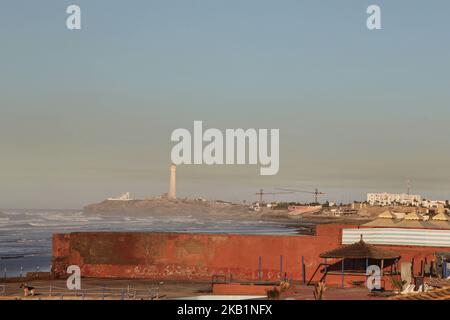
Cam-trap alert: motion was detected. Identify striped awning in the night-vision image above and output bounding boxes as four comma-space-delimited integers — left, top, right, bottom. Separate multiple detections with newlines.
343, 228, 450, 248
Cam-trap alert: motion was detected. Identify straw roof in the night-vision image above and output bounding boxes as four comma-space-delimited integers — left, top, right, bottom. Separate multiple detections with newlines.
390, 287, 450, 300
378, 210, 395, 219
432, 212, 449, 221
404, 211, 422, 221
320, 239, 400, 260
394, 219, 429, 228
363, 218, 399, 228
426, 278, 450, 289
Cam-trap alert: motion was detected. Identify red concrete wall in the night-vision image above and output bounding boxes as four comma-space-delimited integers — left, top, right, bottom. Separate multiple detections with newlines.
52, 224, 345, 282
52, 224, 449, 287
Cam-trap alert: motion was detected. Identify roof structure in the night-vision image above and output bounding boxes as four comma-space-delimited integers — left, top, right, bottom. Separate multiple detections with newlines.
319, 238, 400, 260
404, 211, 422, 221
391, 287, 450, 300
432, 212, 449, 221
378, 210, 395, 219
363, 218, 399, 228
426, 278, 450, 288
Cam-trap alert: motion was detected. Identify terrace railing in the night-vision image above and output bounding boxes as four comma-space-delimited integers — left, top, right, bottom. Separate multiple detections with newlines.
307, 263, 331, 286
6, 284, 163, 300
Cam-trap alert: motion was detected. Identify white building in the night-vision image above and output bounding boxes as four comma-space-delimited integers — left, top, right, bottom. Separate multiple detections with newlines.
421, 199, 446, 209
107, 192, 132, 201
367, 192, 422, 206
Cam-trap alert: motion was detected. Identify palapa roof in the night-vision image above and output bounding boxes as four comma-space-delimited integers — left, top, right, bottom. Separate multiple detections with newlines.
432, 212, 449, 221
320, 238, 400, 260
404, 211, 422, 221
363, 218, 399, 228
426, 278, 450, 289
390, 287, 450, 300
394, 219, 429, 228
378, 210, 395, 219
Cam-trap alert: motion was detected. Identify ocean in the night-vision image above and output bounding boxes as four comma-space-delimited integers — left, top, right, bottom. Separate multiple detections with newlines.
0, 210, 308, 277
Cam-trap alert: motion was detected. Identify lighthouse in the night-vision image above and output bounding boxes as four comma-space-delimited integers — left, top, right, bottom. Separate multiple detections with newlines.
168, 164, 176, 199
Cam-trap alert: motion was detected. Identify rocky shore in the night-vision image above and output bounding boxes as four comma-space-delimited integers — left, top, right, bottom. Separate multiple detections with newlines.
83, 198, 373, 227
83, 198, 251, 217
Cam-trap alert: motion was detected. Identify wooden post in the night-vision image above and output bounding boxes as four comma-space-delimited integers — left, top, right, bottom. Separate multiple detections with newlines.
301, 256, 306, 284
444, 260, 448, 278
380, 259, 384, 277
280, 255, 283, 280
341, 259, 345, 288
258, 256, 262, 281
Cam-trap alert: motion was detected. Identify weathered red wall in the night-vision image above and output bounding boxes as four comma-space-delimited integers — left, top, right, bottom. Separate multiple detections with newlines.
52, 224, 449, 287
52, 224, 344, 281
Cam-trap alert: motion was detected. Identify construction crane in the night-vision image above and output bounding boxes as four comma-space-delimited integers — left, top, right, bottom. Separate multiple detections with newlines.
275, 187, 325, 203
255, 189, 293, 204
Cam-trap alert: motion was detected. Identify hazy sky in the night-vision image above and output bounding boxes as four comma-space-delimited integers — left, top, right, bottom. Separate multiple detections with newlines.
1, 1, 450, 208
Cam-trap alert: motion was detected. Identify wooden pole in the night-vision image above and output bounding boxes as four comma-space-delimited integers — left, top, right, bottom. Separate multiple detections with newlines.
341, 258, 345, 288
301, 256, 306, 284
280, 255, 283, 280
258, 256, 262, 281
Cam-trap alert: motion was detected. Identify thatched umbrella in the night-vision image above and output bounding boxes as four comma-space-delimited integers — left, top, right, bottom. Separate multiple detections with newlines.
432, 212, 449, 221
320, 237, 400, 287
404, 210, 422, 221
378, 210, 396, 219
320, 237, 400, 260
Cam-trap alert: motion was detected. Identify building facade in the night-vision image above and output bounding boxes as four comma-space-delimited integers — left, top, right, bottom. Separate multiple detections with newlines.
367, 193, 422, 206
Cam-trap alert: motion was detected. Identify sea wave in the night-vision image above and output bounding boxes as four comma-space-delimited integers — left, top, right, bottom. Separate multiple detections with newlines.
0, 210, 302, 274
0, 218, 10, 226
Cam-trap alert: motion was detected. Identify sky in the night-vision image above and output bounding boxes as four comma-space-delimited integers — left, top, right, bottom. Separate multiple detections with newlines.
1, 0, 450, 209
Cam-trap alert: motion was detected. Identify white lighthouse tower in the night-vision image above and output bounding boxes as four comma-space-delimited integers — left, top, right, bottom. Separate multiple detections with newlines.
168, 164, 176, 199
